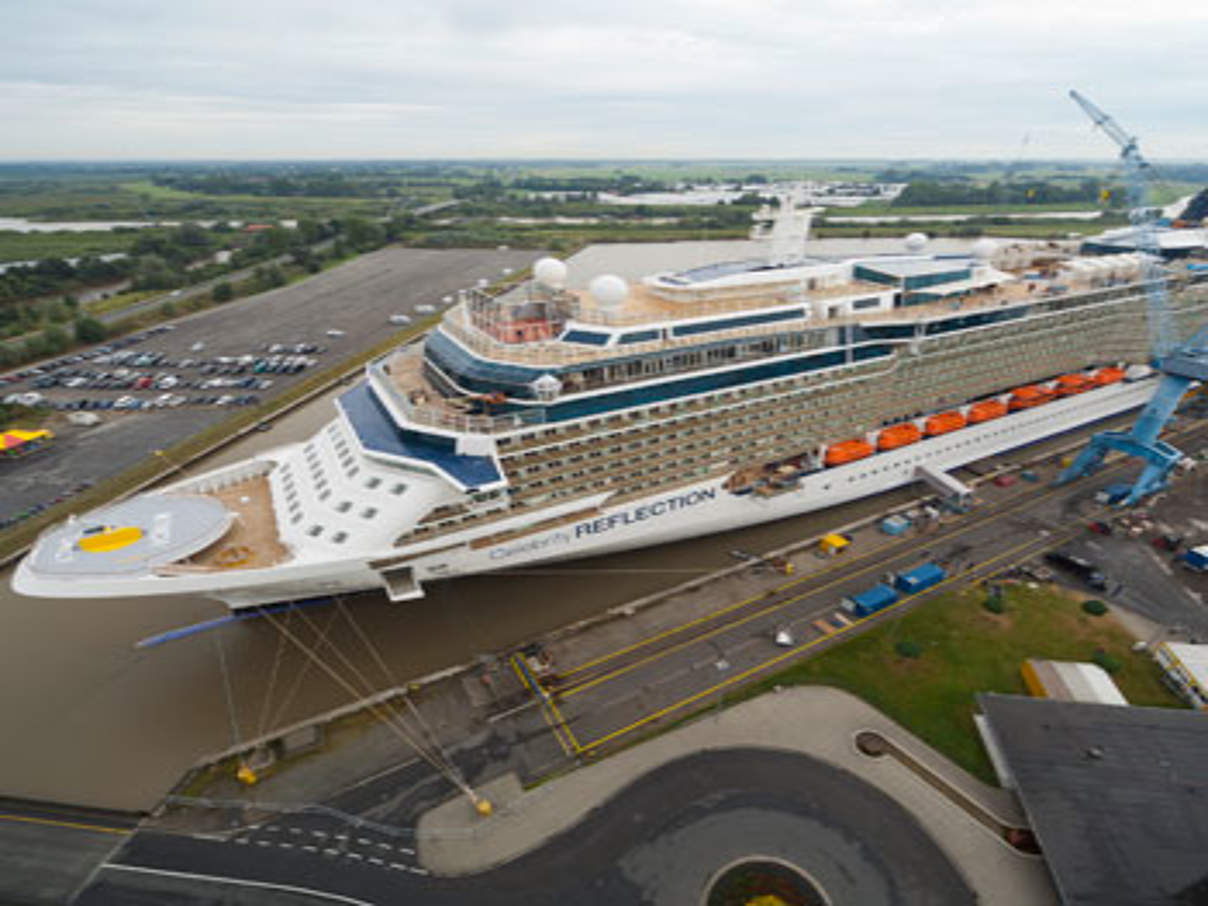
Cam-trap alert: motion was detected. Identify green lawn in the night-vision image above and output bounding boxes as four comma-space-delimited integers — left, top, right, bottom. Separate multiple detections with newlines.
0, 229, 145, 262
747, 584, 1184, 783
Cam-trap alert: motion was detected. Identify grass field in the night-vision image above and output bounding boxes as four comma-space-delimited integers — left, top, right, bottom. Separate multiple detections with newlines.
742, 584, 1184, 783
0, 229, 146, 263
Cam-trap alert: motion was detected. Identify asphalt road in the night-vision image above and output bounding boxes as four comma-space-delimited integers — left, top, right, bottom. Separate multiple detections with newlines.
0, 799, 135, 906
77, 749, 973, 905
0, 245, 537, 520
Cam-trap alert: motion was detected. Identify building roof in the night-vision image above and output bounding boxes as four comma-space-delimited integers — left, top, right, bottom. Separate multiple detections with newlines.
978, 693, 1208, 906
1162, 643, 1208, 689
1022, 659, 1129, 706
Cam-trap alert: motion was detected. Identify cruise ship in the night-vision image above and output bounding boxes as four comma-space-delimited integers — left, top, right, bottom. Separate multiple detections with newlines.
14, 198, 1208, 607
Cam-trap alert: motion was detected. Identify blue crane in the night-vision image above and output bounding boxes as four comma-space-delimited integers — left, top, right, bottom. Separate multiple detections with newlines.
1056, 90, 1208, 504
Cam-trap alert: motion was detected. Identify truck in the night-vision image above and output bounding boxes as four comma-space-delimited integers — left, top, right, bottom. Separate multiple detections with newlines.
1043, 550, 1109, 591
1095, 482, 1133, 506
1180, 545, 1208, 572
841, 583, 900, 618
893, 562, 947, 595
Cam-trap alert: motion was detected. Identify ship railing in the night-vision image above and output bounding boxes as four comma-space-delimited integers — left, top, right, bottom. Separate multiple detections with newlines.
368, 353, 545, 435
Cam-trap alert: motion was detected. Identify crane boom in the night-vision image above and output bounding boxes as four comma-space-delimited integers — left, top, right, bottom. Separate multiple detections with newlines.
1055, 91, 1208, 505
1069, 90, 1139, 157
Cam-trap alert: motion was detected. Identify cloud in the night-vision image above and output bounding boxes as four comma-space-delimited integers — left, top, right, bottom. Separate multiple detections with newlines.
0, 0, 1204, 158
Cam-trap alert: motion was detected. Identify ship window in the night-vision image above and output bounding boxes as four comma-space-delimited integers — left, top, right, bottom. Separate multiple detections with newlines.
365, 477, 382, 489
307, 525, 324, 537
619, 329, 660, 344
332, 531, 348, 544
291, 514, 303, 524
362, 507, 378, 519
348, 467, 360, 477
392, 483, 406, 496
318, 489, 331, 500
562, 329, 610, 346
336, 501, 352, 513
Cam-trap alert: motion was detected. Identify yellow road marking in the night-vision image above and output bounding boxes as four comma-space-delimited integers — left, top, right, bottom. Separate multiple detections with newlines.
555, 418, 1204, 696
510, 655, 579, 755
557, 482, 1037, 682
0, 812, 131, 837
559, 482, 1064, 697
575, 522, 1083, 755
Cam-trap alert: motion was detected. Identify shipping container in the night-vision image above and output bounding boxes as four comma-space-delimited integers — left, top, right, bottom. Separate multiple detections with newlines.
893, 562, 947, 595
841, 583, 899, 617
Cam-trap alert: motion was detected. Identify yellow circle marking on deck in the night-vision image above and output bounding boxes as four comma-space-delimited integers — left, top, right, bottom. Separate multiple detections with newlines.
77, 526, 143, 553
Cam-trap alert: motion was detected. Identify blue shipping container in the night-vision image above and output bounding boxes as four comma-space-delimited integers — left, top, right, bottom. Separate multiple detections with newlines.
844, 583, 900, 617
880, 515, 911, 536
894, 562, 947, 595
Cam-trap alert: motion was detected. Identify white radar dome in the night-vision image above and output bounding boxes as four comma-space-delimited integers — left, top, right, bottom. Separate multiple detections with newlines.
533, 257, 568, 288
904, 232, 928, 253
589, 274, 629, 309
971, 238, 998, 260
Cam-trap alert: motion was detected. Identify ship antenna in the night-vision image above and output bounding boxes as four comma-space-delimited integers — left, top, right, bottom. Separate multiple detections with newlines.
750, 184, 820, 267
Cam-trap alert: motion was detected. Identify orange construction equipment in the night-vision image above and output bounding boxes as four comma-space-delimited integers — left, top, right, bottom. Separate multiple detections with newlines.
1008, 384, 1055, 411
824, 439, 874, 467
967, 399, 1008, 424
1054, 373, 1094, 397
877, 423, 922, 451
1092, 366, 1126, 386
923, 410, 967, 436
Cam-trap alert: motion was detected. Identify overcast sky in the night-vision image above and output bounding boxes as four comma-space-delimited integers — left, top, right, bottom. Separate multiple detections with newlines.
2, 0, 1205, 161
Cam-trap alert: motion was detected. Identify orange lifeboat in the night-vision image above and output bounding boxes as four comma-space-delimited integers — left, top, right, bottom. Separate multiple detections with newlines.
877, 423, 922, 451
1008, 384, 1055, 412
923, 410, 967, 436
1055, 373, 1093, 397
824, 439, 875, 467
967, 399, 1008, 424
1092, 366, 1126, 386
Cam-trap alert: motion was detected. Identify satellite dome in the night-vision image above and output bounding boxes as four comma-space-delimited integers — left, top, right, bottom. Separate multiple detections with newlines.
533, 257, 568, 288
971, 238, 997, 260
588, 274, 629, 309
904, 232, 928, 253
531, 373, 563, 400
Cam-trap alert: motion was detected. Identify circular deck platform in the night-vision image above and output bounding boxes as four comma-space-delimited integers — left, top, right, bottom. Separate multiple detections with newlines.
27, 494, 232, 578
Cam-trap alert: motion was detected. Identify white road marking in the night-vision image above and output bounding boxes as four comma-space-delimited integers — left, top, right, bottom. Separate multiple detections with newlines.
99, 863, 378, 906
368, 857, 383, 866
407, 866, 429, 875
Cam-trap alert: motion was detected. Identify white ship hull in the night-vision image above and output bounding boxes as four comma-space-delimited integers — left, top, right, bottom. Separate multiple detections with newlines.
14, 377, 1153, 608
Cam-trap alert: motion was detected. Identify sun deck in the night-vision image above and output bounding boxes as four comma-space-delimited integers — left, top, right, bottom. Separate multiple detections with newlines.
160, 475, 291, 573
443, 276, 1043, 368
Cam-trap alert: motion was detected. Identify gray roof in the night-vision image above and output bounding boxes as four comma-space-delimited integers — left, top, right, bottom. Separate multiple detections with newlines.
978, 693, 1208, 906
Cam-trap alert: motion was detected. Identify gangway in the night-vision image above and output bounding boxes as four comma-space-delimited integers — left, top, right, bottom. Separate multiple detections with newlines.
915, 463, 972, 508
1056, 91, 1208, 505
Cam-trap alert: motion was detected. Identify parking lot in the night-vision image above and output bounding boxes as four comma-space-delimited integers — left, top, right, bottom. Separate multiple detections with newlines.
0, 245, 538, 522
